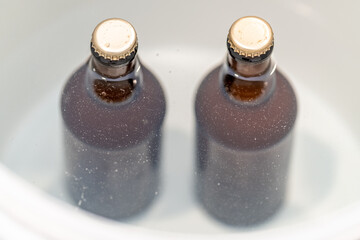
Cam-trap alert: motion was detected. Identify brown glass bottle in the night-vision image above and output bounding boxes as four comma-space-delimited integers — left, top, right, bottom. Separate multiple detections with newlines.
195, 16, 297, 226
61, 19, 166, 219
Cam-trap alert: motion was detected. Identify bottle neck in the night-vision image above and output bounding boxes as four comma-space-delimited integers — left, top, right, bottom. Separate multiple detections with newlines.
227, 53, 271, 77
222, 53, 276, 103
91, 56, 136, 79
86, 56, 140, 103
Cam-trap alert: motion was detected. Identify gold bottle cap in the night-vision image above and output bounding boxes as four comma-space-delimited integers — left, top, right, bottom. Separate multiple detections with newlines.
228, 16, 274, 58
91, 18, 138, 61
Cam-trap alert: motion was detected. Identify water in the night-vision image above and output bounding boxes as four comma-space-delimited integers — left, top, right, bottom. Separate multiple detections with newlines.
1, 46, 359, 233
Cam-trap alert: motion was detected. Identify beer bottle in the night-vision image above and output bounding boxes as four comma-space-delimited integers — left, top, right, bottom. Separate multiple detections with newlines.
61, 18, 166, 219
195, 16, 297, 226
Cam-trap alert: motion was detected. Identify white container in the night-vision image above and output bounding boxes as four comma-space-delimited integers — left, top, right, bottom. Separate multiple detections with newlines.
0, 1, 360, 239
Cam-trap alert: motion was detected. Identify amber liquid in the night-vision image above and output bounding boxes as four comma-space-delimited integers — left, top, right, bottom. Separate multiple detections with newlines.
61, 57, 166, 219
224, 78, 266, 101
195, 59, 297, 226
93, 79, 134, 103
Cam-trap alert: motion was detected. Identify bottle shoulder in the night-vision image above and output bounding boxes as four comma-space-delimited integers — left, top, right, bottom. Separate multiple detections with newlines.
195, 65, 297, 150
61, 61, 166, 149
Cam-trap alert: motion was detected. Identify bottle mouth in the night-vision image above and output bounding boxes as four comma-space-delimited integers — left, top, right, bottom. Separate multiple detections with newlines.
227, 16, 274, 63
91, 43, 138, 66
90, 18, 138, 66
227, 41, 273, 63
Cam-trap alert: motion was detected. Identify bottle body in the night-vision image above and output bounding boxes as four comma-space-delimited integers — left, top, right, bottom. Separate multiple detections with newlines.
195, 62, 297, 225
61, 57, 166, 219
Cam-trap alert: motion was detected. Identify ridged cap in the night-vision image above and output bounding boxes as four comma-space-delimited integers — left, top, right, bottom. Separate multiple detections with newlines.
91, 18, 138, 64
227, 16, 274, 61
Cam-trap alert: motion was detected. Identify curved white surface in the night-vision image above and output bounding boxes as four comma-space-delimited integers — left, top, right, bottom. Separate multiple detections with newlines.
0, 0, 360, 239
